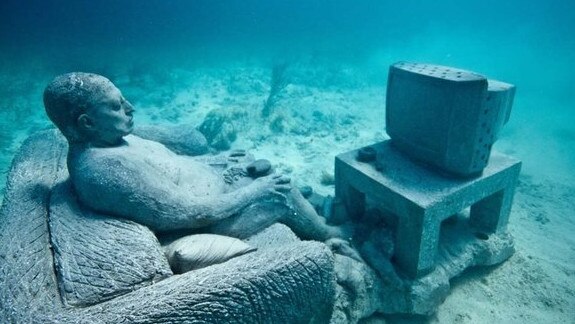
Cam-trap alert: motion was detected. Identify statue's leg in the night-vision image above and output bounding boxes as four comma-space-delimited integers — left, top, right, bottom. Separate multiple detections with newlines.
207, 201, 290, 239
218, 166, 352, 242
282, 189, 351, 241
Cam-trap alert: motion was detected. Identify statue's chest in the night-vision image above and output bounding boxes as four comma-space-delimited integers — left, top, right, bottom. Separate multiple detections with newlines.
140, 150, 226, 196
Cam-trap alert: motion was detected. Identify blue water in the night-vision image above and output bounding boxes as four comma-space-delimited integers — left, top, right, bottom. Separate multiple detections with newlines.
2, 1, 574, 104
2, 1, 574, 80
1, 0, 573, 145
0, 0, 574, 321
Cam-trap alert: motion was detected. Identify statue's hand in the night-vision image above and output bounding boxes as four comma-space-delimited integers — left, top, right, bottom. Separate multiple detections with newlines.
227, 149, 249, 163
202, 149, 252, 168
251, 173, 291, 201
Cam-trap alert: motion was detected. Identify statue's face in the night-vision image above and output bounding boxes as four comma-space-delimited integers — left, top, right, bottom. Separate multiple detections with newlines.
81, 84, 134, 147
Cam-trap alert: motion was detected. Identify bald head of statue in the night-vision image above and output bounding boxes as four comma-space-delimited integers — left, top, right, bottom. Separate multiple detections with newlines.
44, 72, 135, 147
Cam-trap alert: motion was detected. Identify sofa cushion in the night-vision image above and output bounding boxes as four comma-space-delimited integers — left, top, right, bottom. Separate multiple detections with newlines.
49, 180, 172, 307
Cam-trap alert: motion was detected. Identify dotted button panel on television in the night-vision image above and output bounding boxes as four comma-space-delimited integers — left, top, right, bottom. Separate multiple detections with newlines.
394, 62, 484, 82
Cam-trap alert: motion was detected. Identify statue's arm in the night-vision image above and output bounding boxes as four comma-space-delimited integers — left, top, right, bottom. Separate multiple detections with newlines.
133, 126, 252, 167
72, 155, 264, 232
187, 150, 254, 169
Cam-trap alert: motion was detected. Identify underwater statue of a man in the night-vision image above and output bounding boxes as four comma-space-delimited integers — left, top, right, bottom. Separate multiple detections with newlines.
0, 71, 392, 323
43, 72, 346, 242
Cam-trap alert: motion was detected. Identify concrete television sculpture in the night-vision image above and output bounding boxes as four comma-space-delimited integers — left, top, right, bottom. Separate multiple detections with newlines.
333, 61, 521, 315
386, 62, 515, 177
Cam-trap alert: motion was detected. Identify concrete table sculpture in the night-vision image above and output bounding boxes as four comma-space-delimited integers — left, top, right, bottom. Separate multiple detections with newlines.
336, 141, 521, 278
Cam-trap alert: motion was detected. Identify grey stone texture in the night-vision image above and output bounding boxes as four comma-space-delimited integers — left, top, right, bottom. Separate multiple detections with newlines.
334, 140, 520, 315
0, 129, 336, 323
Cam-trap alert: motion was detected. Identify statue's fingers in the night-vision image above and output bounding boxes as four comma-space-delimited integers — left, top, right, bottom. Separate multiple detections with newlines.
274, 184, 292, 192
276, 176, 291, 185
271, 174, 289, 181
270, 191, 288, 202
229, 149, 246, 157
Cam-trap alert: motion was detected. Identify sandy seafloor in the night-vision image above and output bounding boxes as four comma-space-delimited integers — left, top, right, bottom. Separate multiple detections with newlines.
0, 49, 574, 323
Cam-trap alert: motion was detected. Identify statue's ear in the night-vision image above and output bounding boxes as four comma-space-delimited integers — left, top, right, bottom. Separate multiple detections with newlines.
77, 114, 94, 130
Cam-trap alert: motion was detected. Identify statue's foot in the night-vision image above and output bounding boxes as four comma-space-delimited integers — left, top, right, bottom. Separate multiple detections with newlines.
325, 236, 363, 263
325, 220, 355, 241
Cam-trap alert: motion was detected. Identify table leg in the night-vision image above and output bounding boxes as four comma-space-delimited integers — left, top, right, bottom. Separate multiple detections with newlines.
395, 206, 440, 278
335, 175, 366, 221
470, 186, 515, 234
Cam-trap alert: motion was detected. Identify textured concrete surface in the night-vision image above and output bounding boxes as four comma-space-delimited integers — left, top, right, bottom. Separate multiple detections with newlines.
336, 140, 521, 278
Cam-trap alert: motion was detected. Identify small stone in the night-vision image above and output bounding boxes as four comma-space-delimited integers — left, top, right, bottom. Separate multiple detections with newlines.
356, 147, 376, 163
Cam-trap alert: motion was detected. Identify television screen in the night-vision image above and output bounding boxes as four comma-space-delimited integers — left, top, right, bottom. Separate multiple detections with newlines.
386, 62, 515, 177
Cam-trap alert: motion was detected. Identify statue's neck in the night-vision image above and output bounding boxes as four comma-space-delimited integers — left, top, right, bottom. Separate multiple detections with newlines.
69, 138, 128, 150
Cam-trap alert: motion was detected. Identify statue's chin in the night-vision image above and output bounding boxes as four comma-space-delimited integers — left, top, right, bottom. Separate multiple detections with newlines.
125, 122, 134, 135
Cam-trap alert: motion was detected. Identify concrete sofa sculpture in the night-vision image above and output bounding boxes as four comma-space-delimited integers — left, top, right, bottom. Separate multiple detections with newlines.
0, 129, 336, 323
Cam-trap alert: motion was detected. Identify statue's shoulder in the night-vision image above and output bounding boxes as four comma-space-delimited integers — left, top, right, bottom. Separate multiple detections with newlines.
74, 144, 125, 161
77, 135, 156, 159
69, 143, 135, 175
69, 136, 174, 182
124, 134, 173, 153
